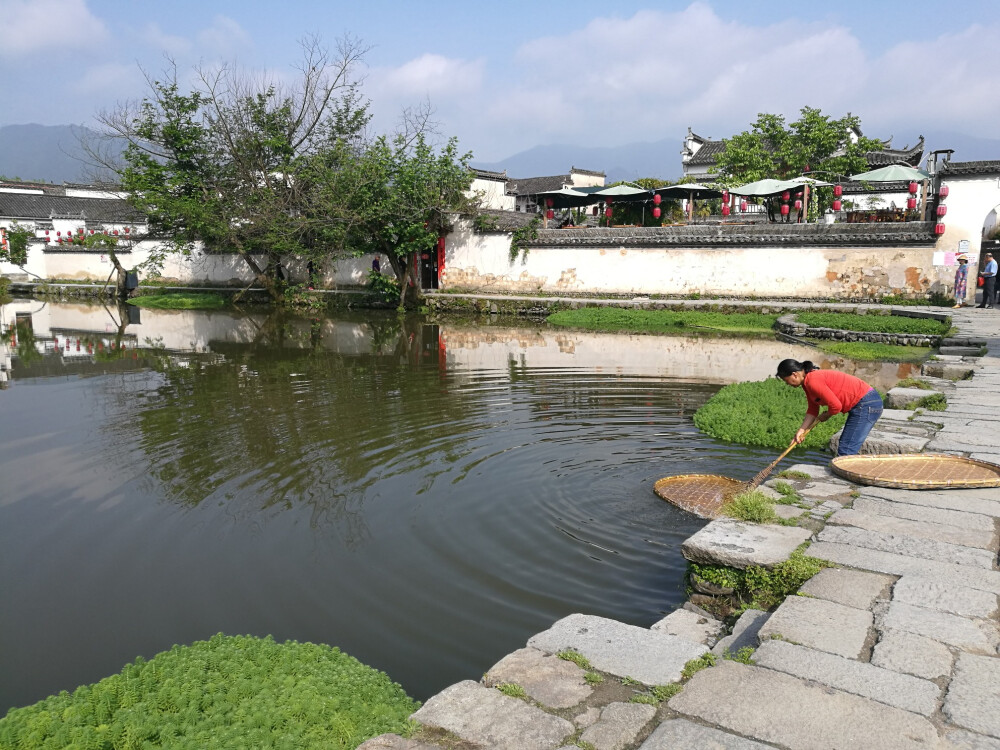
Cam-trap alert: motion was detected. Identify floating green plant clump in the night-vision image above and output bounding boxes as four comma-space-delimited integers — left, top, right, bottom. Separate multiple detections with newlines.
129, 292, 228, 310
816, 341, 931, 362
693, 378, 846, 450
0, 634, 419, 749
547, 308, 779, 335
720, 489, 779, 523
796, 312, 949, 336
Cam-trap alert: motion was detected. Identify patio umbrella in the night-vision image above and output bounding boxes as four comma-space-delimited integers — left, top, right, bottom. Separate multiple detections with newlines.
654, 183, 723, 200
788, 176, 832, 188
849, 165, 931, 182
590, 184, 655, 202
535, 187, 597, 209
729, 178, 802, 197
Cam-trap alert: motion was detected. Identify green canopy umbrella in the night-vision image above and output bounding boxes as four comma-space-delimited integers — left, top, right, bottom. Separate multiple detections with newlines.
849, 164, 931, 182
590, 184, 654, 202
535, 186, 597, 209
654, 183, 723, 200
730, 178, 802, 197
789, 176, 832, 187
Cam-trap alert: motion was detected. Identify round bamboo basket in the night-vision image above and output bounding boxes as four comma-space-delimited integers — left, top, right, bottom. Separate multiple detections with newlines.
830, 453, 1000, 490
653, 474, 746, 519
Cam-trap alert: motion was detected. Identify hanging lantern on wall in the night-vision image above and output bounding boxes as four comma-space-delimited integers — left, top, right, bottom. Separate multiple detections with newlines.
546, 209, 554, 220
908, 181, 918, 194
936, 205, 947, 217
780, 204, 790, 216
833, 184, 843, 197
653, 207, 661, 219
794, 200, 802, 210
653, 193, 662, 205
605, 207, 612, 218
938, 184, 949, 198
935, 223, 946, 235
740, 200, 748, 212
832, 199, 842, 211
782, 191, 790, 201
907, 197, 917, 210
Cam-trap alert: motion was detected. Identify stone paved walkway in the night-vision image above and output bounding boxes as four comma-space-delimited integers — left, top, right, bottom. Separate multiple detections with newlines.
361, 304, 1000, 750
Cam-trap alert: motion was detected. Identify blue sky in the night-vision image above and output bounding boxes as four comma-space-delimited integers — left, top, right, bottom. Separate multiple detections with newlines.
2, 0, 998, 162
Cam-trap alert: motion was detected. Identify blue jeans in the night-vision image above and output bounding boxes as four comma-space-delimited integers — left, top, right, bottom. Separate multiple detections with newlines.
837, 389, 883, 456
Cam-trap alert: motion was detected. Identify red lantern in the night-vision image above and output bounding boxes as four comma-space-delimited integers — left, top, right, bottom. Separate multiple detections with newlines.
89, 229, 94, 234
546, 209, 554, 220
605, 197, 613, 205
794, 200, 802, 210
722, 190, 729, 201
908, 181, 918, 194
833, 184, 843, 197
545, 197, 554, 208
124, 227, 130, 233
653, 207, 661, 219
57, 231, 61, 236
605, 207, 612, 218
833, 200, 842, 211
935, 223, 945, 234
78, 228, 83, 234
780, 204, 790, 216
740, 200, 748, 212
905, 197, 916, 210
113, 230, 119, 235
938, 184, 949, 198
653, 194, 662, 205
782, 191, 790, 201
722, 205, 730, 216
936, 205, 947, 217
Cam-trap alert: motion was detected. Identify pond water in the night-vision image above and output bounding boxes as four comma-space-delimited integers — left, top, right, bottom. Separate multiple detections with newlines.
0, 300, 916, 712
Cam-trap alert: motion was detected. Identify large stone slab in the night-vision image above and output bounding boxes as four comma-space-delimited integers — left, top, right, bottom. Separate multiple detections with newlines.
921, 361, 976, 380
527, 614, 707, 685
752, 639, 940, 716
816, 525, 996, 569
757, 595, 873, 659
483, 648, 592, 709
356, 735, 441, 750
809, 541, 1000, 594
639, 719, 778, 749
681, 520, 811, 570
578, 702, 656, 750
410, 680, 574, 750
944, 728, 1000, 750
650, 608, 725, 647
871, 629, 955, 680
939, 346, 984, 356
885, 386, 944, 409
856, 486, 1000, 518
943, 653, 1000, 740
827, 508, 996, 550
797, 567, 894, 610
879, 601, 1000, 653
668, 660, 943, 750
851, 496, 995, 532
892, 576, 1000, 619
829, 429, 930, 455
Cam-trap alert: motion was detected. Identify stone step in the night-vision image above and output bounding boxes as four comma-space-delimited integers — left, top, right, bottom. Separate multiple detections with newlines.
527, 613, 707, 685
817, 525, 997, 569
943, 653, 1000, 740
577, 702, 657, 750
892, 576, 1000, 619
871, 629, 955, 680
681, 520, 812, 570
668, 660, 943, 750
650, 608, 725, 647
711, 609, 769, 657
639, 718, 777, 749
483, 648, 591, 709
809, 541, 1000, 594
757, 595, 873, 660
879, 601, 1000, 653
851, 488, 1000, 520
409, 680, 574, 750
939, 345, 985, 356
357, 735, 444, 749
752, 639, 940, 715
851, 496, 995, 532
796, 567, 894, 610
942, 337, 989, 347
827, 508, 996, 550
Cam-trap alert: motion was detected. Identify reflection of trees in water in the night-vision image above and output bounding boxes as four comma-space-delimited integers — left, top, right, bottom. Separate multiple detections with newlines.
113, 319, 480, 546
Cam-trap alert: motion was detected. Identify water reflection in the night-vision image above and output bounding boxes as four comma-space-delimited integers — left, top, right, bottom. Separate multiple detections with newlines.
0, 300, 912, 713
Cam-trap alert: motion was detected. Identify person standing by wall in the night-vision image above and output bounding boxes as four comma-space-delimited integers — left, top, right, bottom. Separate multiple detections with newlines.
953, 254, 969, 308
977, 252, 997, 309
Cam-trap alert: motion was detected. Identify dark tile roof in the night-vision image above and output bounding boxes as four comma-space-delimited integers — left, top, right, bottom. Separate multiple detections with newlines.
938, 160, 1000, 176
0, 191, 141, 222
864, 137, 924, 167
508, 175, 570, 196
686, 139, 727, 166
475, 209, 539, 231
471, 168, 508, 182
570, 166, 606, 178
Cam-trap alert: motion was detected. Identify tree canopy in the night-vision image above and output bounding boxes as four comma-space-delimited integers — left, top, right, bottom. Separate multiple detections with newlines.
712, 107, 886, 186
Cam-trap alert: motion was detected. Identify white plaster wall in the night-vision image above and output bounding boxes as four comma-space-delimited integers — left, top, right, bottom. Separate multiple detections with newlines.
470, 177, 514, 211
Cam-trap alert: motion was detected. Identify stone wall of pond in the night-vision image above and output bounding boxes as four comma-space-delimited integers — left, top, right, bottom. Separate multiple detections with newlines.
442, 221, 951, 300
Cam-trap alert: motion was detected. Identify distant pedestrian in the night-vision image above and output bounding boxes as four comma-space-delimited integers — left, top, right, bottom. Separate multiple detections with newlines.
776, 359, 883, 456
953, 254, 969, 308
372, 257, 381, 273
977, 252, 997, 309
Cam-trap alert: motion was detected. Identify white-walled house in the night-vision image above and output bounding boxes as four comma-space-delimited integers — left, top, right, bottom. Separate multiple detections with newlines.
508, 167, 605, 213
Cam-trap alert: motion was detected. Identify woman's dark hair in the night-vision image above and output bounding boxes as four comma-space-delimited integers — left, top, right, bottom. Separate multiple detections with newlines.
776, 359, 818, 378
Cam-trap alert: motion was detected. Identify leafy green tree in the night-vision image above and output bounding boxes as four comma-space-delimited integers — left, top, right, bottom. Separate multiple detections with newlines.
95, 37, 370, 301
713, 107, 885, 186
1, 222, 32, 266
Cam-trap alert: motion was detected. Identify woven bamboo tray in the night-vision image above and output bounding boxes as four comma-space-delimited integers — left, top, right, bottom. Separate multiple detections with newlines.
830, 454, 1000, 490
653, 474, 745, 519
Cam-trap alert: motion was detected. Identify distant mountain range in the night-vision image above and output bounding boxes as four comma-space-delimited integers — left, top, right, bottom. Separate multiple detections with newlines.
3, 123, 999, 187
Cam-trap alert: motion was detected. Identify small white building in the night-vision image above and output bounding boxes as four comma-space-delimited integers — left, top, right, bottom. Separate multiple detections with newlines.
468, 168, 515, 211
508, 167, 605, 213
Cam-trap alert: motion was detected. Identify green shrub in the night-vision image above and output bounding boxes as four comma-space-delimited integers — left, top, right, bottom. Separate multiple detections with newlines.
895, 377, 934, 390
0, 634, 419, 749
816, 341, 930, 362
796, 312, 949, 336
720, 489, 779, 523
689, 547, 830, 612
546, 308, 779, 334
913, 392, 947, 411
681, 653, 717, 680
367, 269, 400, 303
693, 378, 845, 450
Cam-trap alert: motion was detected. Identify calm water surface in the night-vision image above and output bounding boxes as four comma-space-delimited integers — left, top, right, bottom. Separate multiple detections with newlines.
0, 300, 907, 712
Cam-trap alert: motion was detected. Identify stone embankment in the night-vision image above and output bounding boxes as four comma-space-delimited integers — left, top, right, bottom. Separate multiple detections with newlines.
361, 308, 1000, 750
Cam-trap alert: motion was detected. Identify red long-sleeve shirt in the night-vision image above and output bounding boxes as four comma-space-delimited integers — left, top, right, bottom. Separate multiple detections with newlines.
802, 370, 872, 417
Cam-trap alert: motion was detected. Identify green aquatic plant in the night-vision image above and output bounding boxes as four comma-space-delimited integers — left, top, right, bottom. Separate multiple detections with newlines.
129, 292, 227, 310
776, 470, 811, 480
546, 308, 779, 334
816, 341, 930, 362
796, 312, 949, 336
720, 489, 779, 524
0, 633, 419, 749
913, 392, 948, 411
693, 378, 845, 450
894, 377, 934, 390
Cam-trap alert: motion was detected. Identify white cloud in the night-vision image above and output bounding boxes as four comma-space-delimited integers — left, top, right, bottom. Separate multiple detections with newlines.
0, 0, 109, 57
369, 54, 484, 99
139, 23, 193, 59
195, 16, 254, 62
